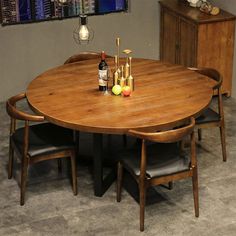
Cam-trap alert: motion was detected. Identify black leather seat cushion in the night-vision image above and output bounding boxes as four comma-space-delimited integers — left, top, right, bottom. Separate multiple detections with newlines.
12, 123, 75, 158
196, 108, 220, 124
122, 143, 190, 178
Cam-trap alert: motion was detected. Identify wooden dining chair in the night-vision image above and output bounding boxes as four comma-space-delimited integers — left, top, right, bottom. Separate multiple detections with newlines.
116, 118, 198, 231
188, 67, 227, 162
6, 93, 78, 205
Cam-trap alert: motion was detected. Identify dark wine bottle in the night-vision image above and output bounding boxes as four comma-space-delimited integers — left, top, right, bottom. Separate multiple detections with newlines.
98, 51, 108, 91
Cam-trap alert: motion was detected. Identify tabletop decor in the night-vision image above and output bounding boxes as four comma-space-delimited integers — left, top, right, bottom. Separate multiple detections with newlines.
187, 0, 220, 15
199, 1, 220, 15
111, 38, 134, 96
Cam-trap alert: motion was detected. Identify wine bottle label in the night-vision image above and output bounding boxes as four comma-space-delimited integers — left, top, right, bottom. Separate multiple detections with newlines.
98, 70, 107, 86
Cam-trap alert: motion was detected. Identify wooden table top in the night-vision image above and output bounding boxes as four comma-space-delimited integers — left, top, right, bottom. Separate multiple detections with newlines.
26, 58, 213, 134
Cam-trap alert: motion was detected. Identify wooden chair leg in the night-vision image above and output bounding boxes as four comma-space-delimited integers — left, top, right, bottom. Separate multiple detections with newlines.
168, 181, 173, 190
139, 180, 146, 232
20, 159, 28, 206
192, 167, 199, 217
57, 159, 62, 173
198, 129, 202, 141
219, 125, 227, 162
70, 153, 77, 196
117, 162, 123, 202
8, 142, 14, 179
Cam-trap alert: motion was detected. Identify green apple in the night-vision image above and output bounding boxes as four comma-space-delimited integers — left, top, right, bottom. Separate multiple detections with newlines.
122, 86, 131, 96
112, 85, 122, 95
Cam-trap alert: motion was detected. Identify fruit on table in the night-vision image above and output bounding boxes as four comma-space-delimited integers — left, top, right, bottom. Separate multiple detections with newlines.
112, 85, 122, 95
122, 86, 131, 96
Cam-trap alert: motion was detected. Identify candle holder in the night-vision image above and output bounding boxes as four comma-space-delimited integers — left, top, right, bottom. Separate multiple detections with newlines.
119, 65, 126, 88
127, 57, 134, 91
111, 38, 135, 95
123, 49, 132, 79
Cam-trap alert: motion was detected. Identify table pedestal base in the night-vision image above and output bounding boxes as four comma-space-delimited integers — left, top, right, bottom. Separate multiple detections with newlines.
93, 133, 116, 197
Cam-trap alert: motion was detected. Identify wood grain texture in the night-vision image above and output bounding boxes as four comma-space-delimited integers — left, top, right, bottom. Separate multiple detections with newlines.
26, 58, 213, 134
197, 20, 235, 96
159, 0, 236, 96
160, 8, 178, 64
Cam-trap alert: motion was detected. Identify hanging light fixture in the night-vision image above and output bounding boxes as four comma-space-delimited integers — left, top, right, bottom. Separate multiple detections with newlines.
55, 0, 94, 44
73, 0, 94, 44
73, 15, 94, 44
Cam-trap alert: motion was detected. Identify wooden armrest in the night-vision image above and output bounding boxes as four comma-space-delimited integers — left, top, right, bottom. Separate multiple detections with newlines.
6, 93, 45, 122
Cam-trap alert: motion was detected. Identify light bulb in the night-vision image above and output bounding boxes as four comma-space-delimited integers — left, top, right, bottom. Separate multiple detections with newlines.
58, 0, 67, 3
73, 15, 94, 44
79, 25, 89, 41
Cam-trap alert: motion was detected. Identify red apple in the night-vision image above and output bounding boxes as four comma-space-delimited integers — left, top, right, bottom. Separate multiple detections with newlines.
122, 86, 131, 96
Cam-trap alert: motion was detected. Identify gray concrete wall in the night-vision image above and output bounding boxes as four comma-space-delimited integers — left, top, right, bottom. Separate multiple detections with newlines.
211, 0, 236, 97
0, 0, 160, 102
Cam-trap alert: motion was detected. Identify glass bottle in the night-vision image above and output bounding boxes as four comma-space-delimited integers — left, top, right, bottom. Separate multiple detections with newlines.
98, 51, 108, 91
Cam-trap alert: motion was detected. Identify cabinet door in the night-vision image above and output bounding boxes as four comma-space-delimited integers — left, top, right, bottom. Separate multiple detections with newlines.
178, 18, 197, 67
160, 8, 178, 64
197, 21, 235, 96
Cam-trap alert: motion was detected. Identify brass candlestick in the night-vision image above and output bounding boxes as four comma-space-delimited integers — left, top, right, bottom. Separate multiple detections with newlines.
119, 65, 126, 88
127, 57, 134, 91
123, 49, 132, 79
113, 55, 119, 86
116, 38, 121, 74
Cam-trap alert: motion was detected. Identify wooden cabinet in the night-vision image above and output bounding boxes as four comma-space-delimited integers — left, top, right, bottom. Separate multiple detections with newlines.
159, 0, 236, 96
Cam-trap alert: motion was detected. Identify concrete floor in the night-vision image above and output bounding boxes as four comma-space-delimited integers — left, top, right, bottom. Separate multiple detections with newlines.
0, 98, 236, 236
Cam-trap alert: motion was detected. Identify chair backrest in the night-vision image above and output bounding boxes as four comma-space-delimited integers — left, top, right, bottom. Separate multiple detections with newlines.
188, 67, 222, 91
128, 118, 196, 179
188, 67, 224, 118
64, 51, 112, 64
128, 117, 195, 143
6, 93, 45, 135
6, 93, 44, 122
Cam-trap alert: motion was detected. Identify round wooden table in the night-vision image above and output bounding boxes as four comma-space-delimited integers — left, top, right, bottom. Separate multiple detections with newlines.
26, 58, 213, 196
26, 58, 213, 134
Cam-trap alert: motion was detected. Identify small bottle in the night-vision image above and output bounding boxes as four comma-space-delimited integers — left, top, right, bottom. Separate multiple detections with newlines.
98, 51, 108, 91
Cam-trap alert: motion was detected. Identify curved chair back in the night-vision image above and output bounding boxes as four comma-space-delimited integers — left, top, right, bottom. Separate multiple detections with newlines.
128, 118, 195, 143
6, 93, 44, 122
188, 67, 226, 162
64, 51, 112, 64
188, 67, 222, 90
6, 93, 44, 137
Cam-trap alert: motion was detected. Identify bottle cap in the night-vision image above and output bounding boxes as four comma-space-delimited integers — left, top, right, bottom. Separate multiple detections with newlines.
101, 51, 106, 60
